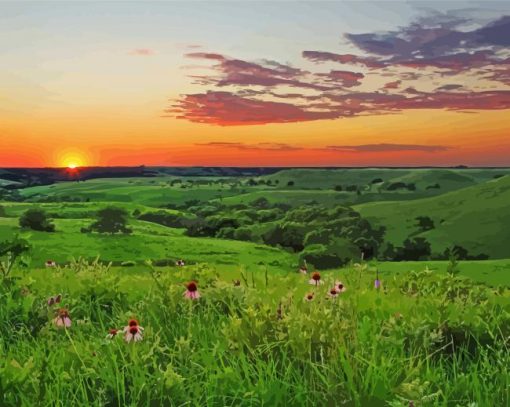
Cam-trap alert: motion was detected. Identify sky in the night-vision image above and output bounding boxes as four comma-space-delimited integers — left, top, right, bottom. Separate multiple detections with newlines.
1, 1, 510, 168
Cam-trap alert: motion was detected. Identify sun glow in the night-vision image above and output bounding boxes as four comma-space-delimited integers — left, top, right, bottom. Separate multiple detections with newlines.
56, 148, 89, 169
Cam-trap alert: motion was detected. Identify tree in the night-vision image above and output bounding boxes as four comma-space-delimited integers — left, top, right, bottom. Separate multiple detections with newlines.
0, 236, 30, 279
300, 238, 360, 269
19, 208, 55, 232
263, 222, 307, 251
287, 181, 295, 187
415, 216, 435, 231
89, 207, 132, 234
0, 205, 5, 217
334, 185, 343, 191
395, 237, 431, 260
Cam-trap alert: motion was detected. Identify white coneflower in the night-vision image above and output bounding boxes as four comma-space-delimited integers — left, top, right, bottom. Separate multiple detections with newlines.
334, 281, 346, 293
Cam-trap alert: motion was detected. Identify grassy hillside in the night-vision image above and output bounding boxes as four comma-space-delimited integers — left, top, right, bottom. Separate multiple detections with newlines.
355, 175, 510, 258
260, 168, 509, 190
19, 177, 243, 207
0, 215, 295, 271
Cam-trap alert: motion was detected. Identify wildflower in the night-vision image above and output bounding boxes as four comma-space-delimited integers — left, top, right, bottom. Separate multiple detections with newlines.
308, 272, 323, 286
106, 328, 119, 339
304, 292, 314, 302
45, 260, 56, 268
54, 308, 72, 328
328, 288, 339, 298
233, 279, 241, 287
176, 259, 185, 267
47, 294, 62, 306
299, 266, 308, 274
374, 269, 381, 289
184, 281, 201, 300
334, 281, 346, 293
123, 319, 144, 343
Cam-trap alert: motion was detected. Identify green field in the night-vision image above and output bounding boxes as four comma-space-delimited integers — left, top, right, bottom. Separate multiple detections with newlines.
1, 168, 510, 405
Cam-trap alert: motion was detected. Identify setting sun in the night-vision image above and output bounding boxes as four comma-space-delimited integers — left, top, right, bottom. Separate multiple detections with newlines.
67, 163, 78, 169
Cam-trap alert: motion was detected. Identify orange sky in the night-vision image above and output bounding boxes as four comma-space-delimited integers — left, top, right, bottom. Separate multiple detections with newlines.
1, 2, 510, 167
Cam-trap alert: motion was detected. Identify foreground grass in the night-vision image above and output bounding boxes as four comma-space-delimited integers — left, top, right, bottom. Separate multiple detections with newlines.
1, 260, 509, 406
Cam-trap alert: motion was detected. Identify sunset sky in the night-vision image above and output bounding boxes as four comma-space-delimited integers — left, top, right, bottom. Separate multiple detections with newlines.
1, 1, 510, 167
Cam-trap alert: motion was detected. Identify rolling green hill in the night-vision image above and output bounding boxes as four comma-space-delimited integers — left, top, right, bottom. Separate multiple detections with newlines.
19, 177, 242, 207
355, 175, 510, 258
260, 168, 509, 191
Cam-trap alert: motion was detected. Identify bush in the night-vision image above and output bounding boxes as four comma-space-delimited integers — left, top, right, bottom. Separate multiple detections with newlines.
300, 238, 360, 269
19, 208, 55, 232
233, 227, 255, 242
415, 216, 435, 231
89, 207, 132, 234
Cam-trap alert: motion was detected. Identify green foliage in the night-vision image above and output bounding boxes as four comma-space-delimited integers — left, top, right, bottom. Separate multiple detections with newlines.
300, 238, 360, 269
0, 236, 30, 279
89, 207, 132, 234
19, 208, 55, 232
0, 262, 508, 405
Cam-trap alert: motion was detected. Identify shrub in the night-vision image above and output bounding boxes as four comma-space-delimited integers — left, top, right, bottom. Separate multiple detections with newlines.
415, 216, 435, 231
300, 238, 360, 269
19, 208, 55, 232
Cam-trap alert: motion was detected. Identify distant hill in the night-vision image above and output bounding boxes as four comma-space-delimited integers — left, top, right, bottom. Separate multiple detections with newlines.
355, 175, 510, 258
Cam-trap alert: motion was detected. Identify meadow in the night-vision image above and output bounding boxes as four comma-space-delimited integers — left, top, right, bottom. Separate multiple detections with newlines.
1, 168, 509, 406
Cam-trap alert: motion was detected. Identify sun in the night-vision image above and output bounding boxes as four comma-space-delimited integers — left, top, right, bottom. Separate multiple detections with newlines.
56, 149, 89, 169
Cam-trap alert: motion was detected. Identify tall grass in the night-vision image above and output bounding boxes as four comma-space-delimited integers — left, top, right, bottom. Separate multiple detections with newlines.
0, 260, 509, 406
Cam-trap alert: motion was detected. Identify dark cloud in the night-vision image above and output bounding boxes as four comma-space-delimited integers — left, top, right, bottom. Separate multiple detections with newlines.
435, 84, 464, 91
326, 143, 452, 152
302, 50, 384, 68
317, 70, 364, 87
196, 142, 302, 151
383, 80, 401, 89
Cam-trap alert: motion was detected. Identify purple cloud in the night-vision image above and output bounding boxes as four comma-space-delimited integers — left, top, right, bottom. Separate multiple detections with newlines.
129, 48, 155, 56
170, 11, 510, 126
326, 143, 452, 153
169, 91, 340, 126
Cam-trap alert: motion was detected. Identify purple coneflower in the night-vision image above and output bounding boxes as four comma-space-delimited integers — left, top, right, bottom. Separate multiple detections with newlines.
47, 294, 62, 306
308, 272, 323, 286
304, 292, 314, 302
54, 308, 72, 328
233, 279, 241, 287
299, 266, 308, 274
106, 328, 119, 339
184, 281, 201, 300
123, 319, 144, 343
328, 288, 339, 298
